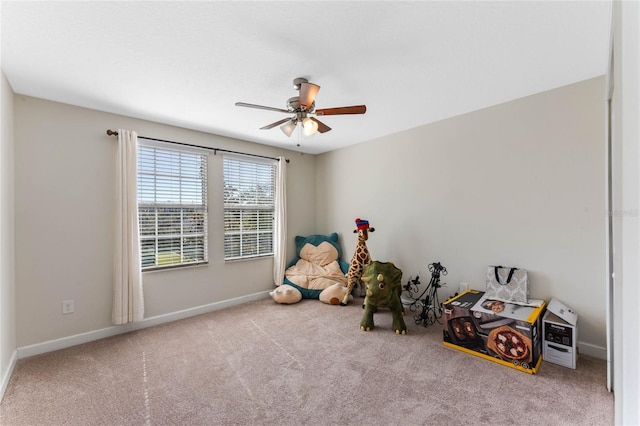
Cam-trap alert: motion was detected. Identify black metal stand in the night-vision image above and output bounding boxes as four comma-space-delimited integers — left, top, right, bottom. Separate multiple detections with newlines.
402, 262, 448, 327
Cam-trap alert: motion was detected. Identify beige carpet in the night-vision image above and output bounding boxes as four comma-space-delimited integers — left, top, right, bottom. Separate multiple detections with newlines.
1, 297, 613, 425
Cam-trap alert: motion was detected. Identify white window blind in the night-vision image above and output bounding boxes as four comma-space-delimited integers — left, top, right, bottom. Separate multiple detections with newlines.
223, 155, 276, 260
137, 143, 208, 270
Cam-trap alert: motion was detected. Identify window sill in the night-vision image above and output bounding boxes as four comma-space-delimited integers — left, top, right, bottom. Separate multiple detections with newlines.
142, 261, 209, 274
224, 254, 273, 263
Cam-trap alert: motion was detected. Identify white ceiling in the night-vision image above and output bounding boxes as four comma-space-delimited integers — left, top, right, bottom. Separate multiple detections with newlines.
1, 1, 611, 155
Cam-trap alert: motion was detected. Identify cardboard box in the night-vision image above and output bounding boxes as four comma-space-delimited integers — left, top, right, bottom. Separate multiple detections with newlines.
443, 290, 546, 374
542, 298, 578, 369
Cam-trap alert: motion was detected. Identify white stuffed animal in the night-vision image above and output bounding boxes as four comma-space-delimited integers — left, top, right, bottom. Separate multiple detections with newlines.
319, 283, 353, 305
270, 285, 303, 304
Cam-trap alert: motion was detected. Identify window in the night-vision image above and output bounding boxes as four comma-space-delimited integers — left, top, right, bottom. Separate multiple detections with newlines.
223, 156, 276, 260
137, 142, 208, 270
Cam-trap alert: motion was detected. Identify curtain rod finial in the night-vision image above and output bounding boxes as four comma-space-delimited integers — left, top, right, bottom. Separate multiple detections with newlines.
106, 129, 119, 136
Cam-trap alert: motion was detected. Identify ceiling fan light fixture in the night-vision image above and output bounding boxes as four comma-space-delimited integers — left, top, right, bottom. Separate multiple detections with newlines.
299, 82, 320, 110
302, 117, 318, 136
280, 120, 297, 137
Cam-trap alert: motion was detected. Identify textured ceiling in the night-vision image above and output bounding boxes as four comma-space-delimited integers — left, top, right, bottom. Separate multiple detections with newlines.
1, 1, 611, 154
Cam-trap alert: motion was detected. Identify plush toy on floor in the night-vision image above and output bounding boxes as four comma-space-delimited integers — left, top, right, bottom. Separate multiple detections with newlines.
270, 285, 303, 304
360, 261, 407, 334
341, 218, 375, 305
320, 283, 353, 305
271, 282, 351, 305
281, 233, 350, 300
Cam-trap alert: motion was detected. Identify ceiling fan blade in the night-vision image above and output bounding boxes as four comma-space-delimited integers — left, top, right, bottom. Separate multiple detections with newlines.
235, 102, 289, 113
310, 117, 331, 133
260, 117, 292, 130
299, 82, 320, 110
315, 105, 367, 116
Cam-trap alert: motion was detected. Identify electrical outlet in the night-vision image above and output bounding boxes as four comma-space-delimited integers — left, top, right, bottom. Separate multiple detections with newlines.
62, 300, 74, 315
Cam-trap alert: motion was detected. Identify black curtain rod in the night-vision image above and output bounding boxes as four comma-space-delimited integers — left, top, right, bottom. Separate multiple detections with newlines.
106, 129, 289, 163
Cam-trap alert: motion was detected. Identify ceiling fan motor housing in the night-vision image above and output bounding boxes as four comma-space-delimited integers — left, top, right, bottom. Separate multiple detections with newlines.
287, 96, 315, 113
287, 96, 299, 111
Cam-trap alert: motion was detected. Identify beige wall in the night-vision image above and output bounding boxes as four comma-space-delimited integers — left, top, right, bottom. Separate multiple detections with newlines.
13, 96, 316, 348
9, 76, 610, 358
0, 71, 16, 397
316, 76, 607, 355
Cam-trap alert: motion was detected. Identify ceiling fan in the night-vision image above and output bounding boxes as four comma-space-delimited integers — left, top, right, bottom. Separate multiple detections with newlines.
235, 77, 366, 137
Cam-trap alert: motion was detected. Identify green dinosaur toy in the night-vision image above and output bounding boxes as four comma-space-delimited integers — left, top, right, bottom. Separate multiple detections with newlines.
360, 261, 407, 334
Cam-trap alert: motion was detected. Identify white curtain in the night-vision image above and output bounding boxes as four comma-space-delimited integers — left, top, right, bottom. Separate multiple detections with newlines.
113, 129, 144, 324
273, 157, 287, 286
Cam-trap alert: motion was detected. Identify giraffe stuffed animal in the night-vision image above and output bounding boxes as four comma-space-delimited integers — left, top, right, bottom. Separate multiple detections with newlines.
341, 218, 375, 306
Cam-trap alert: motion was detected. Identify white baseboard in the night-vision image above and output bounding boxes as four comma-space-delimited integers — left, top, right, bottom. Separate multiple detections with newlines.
578, 341, 607, 360
13, 290, 609, 363
17, 291, 271, 360
0, 349, 17, 403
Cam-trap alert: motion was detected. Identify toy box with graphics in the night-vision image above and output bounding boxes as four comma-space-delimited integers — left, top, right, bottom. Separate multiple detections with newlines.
442, 290, 546, 374
542, 298, 578, 369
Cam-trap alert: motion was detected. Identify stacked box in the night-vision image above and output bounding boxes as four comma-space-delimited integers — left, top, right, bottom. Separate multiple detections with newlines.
442, 290, 546, 374
542, 298, 578, 369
